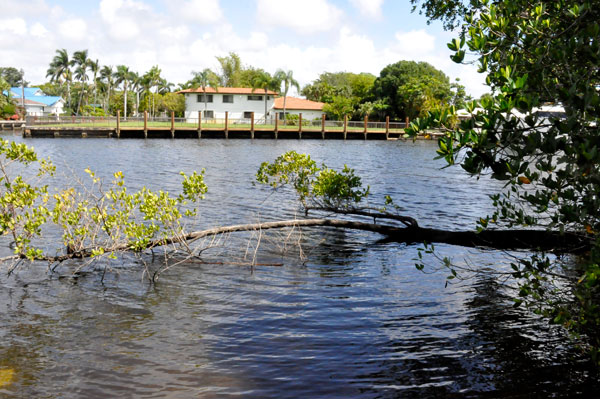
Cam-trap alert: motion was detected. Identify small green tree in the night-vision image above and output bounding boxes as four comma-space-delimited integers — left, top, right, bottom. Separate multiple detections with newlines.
322, 95, 356, 121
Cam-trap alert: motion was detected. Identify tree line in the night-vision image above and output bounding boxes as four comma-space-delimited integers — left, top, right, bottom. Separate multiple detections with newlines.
1, 50, 469, 121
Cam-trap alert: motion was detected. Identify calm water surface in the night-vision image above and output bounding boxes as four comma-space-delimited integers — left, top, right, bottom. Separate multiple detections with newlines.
0, 136, 598, 398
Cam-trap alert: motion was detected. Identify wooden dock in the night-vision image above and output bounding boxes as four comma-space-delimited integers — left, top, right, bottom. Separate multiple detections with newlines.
1, 120, 26, 131
22, 111, 434, 140
23, 126, 413, 140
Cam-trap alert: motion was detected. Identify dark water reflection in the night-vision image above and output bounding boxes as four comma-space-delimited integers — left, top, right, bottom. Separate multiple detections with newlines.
0, 136, 598, 397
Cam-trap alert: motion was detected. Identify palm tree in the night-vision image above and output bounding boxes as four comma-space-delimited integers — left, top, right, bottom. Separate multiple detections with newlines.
251, 71, 280, 124
71, 50, 91, 115
143, 66, 162, 117
274, 69, 300, 123
46, 49, 72, 111
157, 78, 173, 94
89, 59, 99, 108
100, 65, 114, 112
129, 71, 141, 117
114, 65, 133, 119
191, 68, 219, 118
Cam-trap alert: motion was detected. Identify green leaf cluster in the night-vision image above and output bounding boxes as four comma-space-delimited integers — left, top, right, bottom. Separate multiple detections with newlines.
256, 151, 369, 209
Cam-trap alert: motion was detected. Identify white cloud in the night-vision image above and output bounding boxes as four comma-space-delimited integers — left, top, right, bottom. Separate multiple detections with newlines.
159, 25, 190, 40
58, 18, 87, 41
1, 0, 51, 17
393, 29, 436, 56
0, 18, 27, 35
256, 0, 343, 34
177, 0, 224, 24
349, 0, 384, 18
30, 22, 49, 38
99, 0, 151, 40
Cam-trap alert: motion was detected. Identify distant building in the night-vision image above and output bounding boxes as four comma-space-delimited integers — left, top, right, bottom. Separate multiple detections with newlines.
273, 97, 325, 121
6, 87, 64, 116
178, 87, 278, 122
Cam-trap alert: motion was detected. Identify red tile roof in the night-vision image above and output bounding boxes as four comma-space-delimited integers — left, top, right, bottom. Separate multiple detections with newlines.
178, 87, 278, 95
273, 97, 324, 111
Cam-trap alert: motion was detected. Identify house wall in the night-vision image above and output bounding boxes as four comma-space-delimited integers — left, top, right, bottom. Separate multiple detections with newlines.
45, 102, 64, 116
25, 105, 45, 116
184, 93, 275, 122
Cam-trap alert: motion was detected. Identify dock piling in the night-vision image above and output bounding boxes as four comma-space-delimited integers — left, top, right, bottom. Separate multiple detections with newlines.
385, 116, 389, 139
225, 111, 229, 139
170, 112, 175, 138
321, 114, 326, 139
144, 111, 148, 138
364, 116, 368, 140
251, 112, 255, 140
274, 113, 278, 139
298, 113, 302, 140
198, 111, 202, 138
343, 115, 347, 140
116, 111, 121, 138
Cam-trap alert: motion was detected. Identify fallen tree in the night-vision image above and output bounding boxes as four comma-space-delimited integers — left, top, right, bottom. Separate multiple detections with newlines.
2, 217, 589, 265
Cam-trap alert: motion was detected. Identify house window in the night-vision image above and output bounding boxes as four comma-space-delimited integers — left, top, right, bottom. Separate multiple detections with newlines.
222, 95, 234, 103
247, 95, 263, 101
197, 94, 213, 103
243, 112, 253, 119
278, 112, 289, 120
203, 110, 214, 118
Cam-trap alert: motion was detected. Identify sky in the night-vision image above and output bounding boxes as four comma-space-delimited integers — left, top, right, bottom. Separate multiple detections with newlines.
0, 0, 488, 97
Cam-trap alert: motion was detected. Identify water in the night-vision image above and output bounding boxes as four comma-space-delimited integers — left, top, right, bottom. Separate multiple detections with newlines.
0, 136, 598, 398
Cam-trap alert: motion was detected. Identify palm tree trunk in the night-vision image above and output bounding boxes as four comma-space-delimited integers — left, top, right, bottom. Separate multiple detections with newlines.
283, 96, 287, 124
203, 85, 208, 120
66, 80, 72, 113
77, 83, 85, 116
264, 89, 268, 125
124, 82, 128, 121
106, 85, 111, 113
152, 85, 156, 118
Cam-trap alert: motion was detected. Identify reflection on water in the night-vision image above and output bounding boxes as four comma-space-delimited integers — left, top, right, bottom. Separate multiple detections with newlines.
0, 137, 598, 398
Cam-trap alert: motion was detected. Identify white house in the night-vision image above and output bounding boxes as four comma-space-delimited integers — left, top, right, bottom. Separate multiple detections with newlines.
179, 87, 278, 122
7, 87, 64, 116
273, 97, 325, 121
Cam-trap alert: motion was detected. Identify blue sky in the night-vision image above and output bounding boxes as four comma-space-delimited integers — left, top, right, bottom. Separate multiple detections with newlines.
0, 0, 487, 97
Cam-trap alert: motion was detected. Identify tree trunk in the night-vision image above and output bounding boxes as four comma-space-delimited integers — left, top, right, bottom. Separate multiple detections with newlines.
264, 89, 268, 124
66, 80, 72, 112
76, 82, 85, 116
123, 82, 128, 121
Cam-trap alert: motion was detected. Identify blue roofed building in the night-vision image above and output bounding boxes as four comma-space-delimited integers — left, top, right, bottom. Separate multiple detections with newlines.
6, 87, 64, 116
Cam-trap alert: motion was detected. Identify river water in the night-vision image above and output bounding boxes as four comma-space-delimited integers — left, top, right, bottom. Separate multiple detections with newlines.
0, 136, 598, 398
